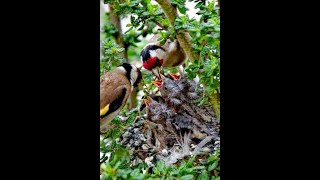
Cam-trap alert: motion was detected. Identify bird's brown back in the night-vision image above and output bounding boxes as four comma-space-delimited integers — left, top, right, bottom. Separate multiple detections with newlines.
100, 70, 132, 110
149, 35, 186, 67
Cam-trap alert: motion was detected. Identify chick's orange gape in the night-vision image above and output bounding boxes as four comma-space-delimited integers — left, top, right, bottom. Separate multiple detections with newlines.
151, 80, 163, 88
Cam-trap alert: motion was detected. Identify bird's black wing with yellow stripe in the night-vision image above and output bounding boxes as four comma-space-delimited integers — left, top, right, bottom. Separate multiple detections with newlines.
100, 88, 127, 118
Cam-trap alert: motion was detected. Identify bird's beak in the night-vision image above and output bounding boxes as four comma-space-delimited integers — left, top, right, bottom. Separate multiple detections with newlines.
151, 67, 162, 80
144, 96, 151, 107
151, 80, 162, 88
169, 73, 181, 80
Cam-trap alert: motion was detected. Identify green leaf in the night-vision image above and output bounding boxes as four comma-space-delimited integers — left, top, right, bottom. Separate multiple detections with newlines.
117, 48, 125, 53
197, 170, 209, 180
189, 166, 206, 171
195, 2, 203, 9
130, 169, 140, 177
111, 117, 123, 128
178, 7, 187, 14
160, 19, 170, 27
124, 27, 133, 34
142, 12, 150, 16
156, 160, 166, 173
180, 174, 194, 180
196, 31, 201, 38
186, 155, 196, 166
179, 160, 187, 171
208, 161, 218, 172
125, 116, 135, 125
118, 169, 131, 177
214, 25, 220, 32
165, 177, 174, 180
175, 18, 182, 23
169, 166, 179, 176
106, 128, 122, 139
188, 64, 199, 71
212, 177, 220, 180
137, 24, 145, 30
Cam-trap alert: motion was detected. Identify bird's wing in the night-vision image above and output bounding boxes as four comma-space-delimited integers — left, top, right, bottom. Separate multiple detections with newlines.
100, 88, 127, 118
100, 72, 131, 118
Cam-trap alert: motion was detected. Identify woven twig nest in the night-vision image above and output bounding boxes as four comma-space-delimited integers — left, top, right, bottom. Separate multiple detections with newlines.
119, 74, 220, 166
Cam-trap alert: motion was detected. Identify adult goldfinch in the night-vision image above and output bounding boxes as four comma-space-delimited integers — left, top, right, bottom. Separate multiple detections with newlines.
100, 63, 142, 132
140, 35, 186, 79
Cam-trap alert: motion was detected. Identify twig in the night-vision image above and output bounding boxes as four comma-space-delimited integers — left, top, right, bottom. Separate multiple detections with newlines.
192, 135, 214, 155
152, 20, 168, 31
108, 4, 127, 60
100, 154, 108, 164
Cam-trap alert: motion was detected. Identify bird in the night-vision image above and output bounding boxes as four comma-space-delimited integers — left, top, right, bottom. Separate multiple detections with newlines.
140, 35, 186, 79
152, 74, 181, 98
150, 75, 183, 112
100, 63, 142, 133
151, 74, 201, 110
144, 95, 166, 122
144, 95, 176, 125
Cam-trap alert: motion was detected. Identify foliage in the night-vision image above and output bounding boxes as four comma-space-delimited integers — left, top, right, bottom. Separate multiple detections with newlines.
101, 39, 126, 75
181, 0, 220, 105
101, 149, 220, 180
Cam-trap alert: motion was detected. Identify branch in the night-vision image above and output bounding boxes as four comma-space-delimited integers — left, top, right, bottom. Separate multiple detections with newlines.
108, 4, 128, 60
129, 88, 138, 110
192, 135, 214, 155
154, 0, 200, 62
209, 91, 220, 120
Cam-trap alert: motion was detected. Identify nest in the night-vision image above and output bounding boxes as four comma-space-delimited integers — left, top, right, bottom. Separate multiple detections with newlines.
119, 74, 220, 167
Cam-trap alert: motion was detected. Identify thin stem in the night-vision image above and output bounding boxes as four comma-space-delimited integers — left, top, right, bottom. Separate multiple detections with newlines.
152, 20, 168, 31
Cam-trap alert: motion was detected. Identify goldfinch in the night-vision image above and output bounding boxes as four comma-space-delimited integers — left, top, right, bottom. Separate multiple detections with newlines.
100, 63, 142, 132
140, 35, 186, 79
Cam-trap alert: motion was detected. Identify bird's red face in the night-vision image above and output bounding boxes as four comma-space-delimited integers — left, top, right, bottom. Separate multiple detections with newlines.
143, 57, 163, 71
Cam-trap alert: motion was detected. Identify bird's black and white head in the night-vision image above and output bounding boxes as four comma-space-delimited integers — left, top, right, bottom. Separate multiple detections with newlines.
140, 43, 166, 78
118, 63, 142, 88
